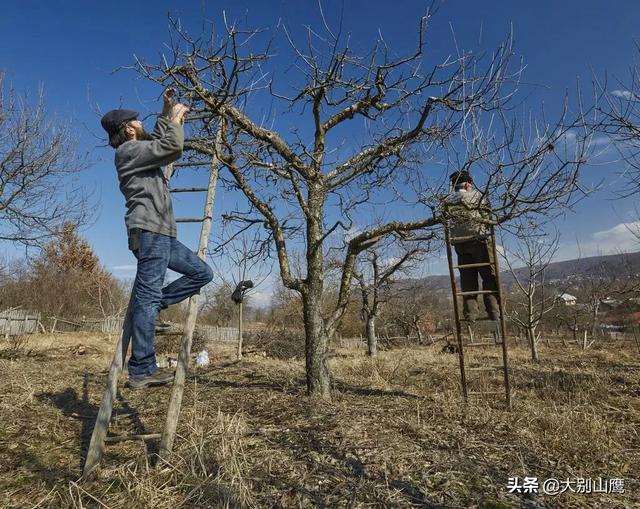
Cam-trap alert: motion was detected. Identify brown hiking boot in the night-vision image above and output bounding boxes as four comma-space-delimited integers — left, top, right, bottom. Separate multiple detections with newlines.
128, 368, 175, 390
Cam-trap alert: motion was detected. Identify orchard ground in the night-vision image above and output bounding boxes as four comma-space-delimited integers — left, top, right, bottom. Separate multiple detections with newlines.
0, 330, 638, 508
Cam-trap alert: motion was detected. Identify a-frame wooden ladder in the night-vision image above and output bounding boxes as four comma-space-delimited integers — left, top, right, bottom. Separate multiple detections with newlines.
82, 129, 221, 480
443, 222, 512, 409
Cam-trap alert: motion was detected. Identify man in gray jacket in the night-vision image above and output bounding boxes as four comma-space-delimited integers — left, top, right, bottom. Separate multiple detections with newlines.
446, 171, 500, 322
101, 89, 213, 389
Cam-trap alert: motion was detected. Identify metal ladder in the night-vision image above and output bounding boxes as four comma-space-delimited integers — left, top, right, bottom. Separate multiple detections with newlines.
82, 127, 222, 480
443, 222, 512, 408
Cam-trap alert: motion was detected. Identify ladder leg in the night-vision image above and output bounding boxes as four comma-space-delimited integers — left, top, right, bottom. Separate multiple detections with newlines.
82, 287, 135, 480
159, 126, 222, 460
444, 223, 468, 400
489, 226, 512, 409
159, 295, 199, 458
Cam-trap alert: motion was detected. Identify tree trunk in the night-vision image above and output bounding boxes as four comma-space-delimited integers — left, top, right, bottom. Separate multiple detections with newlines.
527, 326, 539, 362
366, 315, 377, 357
527, 297, 539, 361
591, 302, 600, 338
236, 302, 243, 361
303, 184, 330, 399
303, 289, 331, 399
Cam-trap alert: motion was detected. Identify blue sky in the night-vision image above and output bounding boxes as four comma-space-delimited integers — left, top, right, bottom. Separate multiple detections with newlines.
1, 0, 640, 301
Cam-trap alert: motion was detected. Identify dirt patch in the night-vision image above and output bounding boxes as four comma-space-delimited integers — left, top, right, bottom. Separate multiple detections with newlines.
0, 333, 638, 508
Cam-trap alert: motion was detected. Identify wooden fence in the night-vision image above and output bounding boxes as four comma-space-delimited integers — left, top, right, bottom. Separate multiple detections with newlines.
0, 309, 41, 336
47, 316, 125, 334
198, 325, 239, 342
45, 316, 239, 340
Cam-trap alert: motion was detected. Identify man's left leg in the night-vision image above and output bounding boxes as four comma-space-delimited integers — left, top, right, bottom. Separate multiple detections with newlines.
128, 231, 173, 383
159, 237, 214, 309
455, 242, 480, 321
475, 240, 500, 320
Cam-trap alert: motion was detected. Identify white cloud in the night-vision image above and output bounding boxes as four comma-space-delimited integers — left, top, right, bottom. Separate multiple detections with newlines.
111, 264, 136, 272
380, 255, 401, 268
557, 221, 640, 260
247, 290, 272, 307
611, 89, 635, 100
592, 221, 640, 245
344, 227, 361, 241
590, 135, 611, 147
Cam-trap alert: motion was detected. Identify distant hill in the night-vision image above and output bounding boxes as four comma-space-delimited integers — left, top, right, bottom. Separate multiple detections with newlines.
502, 250, 640, 287
403, 251, 640, 292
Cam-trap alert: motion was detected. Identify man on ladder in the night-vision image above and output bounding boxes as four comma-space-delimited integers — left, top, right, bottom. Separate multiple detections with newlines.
100, 89, 214, 390
446, 170, 500, 322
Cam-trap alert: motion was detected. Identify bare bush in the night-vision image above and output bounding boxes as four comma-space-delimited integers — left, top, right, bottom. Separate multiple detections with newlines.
0, 334, 30, 359
243, 327, 306, 360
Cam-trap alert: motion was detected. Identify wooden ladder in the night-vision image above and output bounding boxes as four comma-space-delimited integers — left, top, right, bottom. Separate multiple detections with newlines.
82, 127, 222, 480
443, 222, 512, 408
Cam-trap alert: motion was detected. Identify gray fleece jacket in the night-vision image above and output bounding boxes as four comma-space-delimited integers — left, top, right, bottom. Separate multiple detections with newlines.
445, 189, 490, 243
115, 116, 184, 237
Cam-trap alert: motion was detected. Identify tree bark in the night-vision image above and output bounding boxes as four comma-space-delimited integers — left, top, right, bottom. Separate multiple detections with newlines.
303, 187, 331, 399
527, 326, 539, 362
591, 302, 600, 339
303, 289, 331, 399
366, 315, 377, 357
236, 302, 243, 361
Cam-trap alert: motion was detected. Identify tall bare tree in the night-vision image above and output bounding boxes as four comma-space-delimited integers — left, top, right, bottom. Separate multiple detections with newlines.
209, 226, 271, 360
0, 74, 89, 245
354, 240, 426, 356
500, 221, 561, 362
132, 10, 592, 398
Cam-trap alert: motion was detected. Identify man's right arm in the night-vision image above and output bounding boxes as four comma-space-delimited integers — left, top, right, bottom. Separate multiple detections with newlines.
116, 122, 184, 177
150, 115, 171, 140
150, 88, 180, 139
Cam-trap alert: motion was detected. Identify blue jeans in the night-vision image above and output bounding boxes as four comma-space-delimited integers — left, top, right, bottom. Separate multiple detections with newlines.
128, 229, 214, 378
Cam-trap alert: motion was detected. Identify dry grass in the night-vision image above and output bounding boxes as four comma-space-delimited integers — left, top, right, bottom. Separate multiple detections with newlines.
0, 331, 638, 508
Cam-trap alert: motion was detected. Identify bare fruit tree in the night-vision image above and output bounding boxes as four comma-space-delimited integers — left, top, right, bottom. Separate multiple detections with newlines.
353, 239, 426, 356
132, 10, 592, 398
500, 221, 561, 362
0, 74, 89, 246
209, 226, 271, 360
596, 62, 640, 194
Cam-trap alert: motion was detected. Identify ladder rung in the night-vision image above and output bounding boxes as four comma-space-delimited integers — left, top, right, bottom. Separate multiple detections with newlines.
453, 262, 493, 269
456, 290, 499, 296
468, 391, 505, 395
461, 317, 498, 322
172, 161, 212, 167
467, 366, 503, 371
170, 187, 209, 193
176, 217, 207, 223
105, 433, 161, 443
112, 409, 137, 419
184, 114, 210, 122
465, 341, 502, 347
450, 235, 484, 243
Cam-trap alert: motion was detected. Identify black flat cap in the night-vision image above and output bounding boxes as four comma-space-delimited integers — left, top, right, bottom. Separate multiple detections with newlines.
449, 170, 473, 185
100, 109, 139, 136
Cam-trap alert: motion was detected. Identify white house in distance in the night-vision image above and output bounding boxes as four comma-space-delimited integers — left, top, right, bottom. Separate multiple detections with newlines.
557, 293, 577, 306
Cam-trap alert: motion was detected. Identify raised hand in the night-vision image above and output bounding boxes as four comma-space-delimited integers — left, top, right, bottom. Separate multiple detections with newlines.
170, 103, 190, 124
